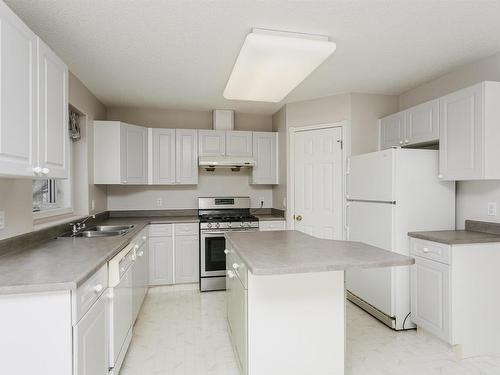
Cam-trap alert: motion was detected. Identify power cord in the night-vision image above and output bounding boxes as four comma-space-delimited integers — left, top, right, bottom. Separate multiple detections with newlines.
402, 311, 412, 330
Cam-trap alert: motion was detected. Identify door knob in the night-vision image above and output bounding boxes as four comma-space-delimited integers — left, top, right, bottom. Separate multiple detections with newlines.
295, 215, 303, 221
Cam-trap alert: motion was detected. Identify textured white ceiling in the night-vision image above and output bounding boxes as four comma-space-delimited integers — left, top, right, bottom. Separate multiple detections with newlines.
6, 0, 500, 114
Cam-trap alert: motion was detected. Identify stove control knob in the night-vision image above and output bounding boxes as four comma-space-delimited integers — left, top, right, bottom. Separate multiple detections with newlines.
227, 222, 232, 228
240, 222, 244, 227
207, 223, 212, 228
215, 222, 220, 228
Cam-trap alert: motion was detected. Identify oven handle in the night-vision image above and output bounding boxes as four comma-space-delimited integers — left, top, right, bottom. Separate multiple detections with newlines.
201, 232, 226, 236
201, 230, 258, 236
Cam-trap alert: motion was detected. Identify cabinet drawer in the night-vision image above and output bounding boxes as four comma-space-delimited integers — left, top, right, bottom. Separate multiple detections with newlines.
259, 220, 286, 231
174, 222, 199, 236
149, 224, 173, 237
72, 264, 108, 325
226, 241, 247, 289
410, 238, 451, 265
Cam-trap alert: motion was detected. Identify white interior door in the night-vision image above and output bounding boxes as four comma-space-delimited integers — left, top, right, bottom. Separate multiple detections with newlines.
293, 127, 343, 239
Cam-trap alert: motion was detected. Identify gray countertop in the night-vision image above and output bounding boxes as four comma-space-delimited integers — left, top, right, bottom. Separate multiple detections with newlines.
225, 230, 414, 276
0, 216, 199, 295
408, 230, 500, 245
253, 214, 286, 221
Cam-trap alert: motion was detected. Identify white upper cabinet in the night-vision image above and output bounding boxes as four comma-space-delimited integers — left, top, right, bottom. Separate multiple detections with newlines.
251, 132, 278, 185
226, 131, 253, 156
198, 130, 226, 156
37, 39, 69, 179
176, 129, 198, 184
121, 123, 148, 184
0, 2, 69, 179
380, 100, 439, 150
379, 112, 405, 149
94, 121, 148, 184
405, 99, 439, 146
151, 128, 175, 184
0, 2, 37, 177
439, 82, 500, 181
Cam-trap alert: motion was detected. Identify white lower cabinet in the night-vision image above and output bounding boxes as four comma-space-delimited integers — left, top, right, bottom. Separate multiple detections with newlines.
148, 223, 199, 286
73, 295, 109, 375
175, 235, 199, 283
148, 236, 174, 285
410, 237, 500, 358
411, 255, 450, 342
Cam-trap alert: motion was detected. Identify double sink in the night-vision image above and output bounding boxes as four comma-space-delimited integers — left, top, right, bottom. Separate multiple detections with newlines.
59, 225, 135, 238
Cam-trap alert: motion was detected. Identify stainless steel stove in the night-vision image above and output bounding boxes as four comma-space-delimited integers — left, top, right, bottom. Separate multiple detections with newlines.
198, 197, 259, 291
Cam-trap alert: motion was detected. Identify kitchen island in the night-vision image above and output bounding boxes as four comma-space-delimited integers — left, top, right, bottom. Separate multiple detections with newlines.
225, 230, 414, 375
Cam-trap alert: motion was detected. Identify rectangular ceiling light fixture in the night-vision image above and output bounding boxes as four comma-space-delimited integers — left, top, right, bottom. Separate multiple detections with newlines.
223, 28, 336, 103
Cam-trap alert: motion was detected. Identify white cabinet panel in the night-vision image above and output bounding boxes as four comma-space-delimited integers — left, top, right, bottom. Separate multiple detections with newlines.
121, 123, 148, 184
251, 132, 278, 184
226, 131, 253, 156
175, 129, 198, 184
73, 296, 108, 375
148, 237, 174, 285
152, 128, 175, 184
405, 99, 439, 145
37, 39, 69, 179
199, 130, 226, 156
0, 2, 37, 177
439, 83, 483, 180
174, 235, 199, 283
380, 112, 405, 149
411, 256, 451, 342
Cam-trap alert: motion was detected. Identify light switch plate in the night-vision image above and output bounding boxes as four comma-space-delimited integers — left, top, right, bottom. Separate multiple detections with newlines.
156, 198, 163, 207
0, 210, 5, 230
488, 202, 497, 216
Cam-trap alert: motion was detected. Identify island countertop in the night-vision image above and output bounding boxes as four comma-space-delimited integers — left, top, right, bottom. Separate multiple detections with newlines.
225, 230, 414, 276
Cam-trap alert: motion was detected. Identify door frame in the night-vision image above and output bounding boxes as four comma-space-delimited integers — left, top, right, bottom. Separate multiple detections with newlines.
287, 121, 350, 239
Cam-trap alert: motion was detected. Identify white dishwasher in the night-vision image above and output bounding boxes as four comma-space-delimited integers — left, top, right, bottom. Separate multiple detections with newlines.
108, 242, 135, 374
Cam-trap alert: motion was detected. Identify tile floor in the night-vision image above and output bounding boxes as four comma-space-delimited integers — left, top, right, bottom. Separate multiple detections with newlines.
121, 285, 500, 375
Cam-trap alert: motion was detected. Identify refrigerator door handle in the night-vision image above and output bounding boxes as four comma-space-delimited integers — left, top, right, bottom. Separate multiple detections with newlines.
346, 198, 396, 205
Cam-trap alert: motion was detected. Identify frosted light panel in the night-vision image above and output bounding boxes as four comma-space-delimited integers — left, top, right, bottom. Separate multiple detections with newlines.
224, 29, 336, 103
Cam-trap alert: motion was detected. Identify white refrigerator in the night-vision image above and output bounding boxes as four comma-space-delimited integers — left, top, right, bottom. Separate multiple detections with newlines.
346, 148, 455, 330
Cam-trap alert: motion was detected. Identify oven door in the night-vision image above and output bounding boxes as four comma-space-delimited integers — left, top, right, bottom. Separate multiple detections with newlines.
201, 231, 227, 277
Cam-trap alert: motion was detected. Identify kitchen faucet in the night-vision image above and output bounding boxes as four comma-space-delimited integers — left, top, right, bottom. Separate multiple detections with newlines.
70, 215, 96, 234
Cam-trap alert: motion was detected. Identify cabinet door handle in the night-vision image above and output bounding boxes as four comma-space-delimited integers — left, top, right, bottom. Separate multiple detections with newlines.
295, 215, 303, 222
404, 139, 409, 144
438, 174, 443, 179
33, 166, 42, 175
138, 251, 144, 257
422, 247, 429, 253
399, 141, 403, 145
41, 168, 50, 175
94, 284, 103, 293
227, 270, 235, 279
232, 263, 240, 270
224, 249, 229, 255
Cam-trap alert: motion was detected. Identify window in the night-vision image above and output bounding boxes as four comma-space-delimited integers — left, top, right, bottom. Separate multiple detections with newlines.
32, 179, 69, 212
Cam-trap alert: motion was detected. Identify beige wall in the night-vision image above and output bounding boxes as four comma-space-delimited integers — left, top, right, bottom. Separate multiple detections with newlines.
107, 169, 273, 210
68, 72, 107, 214
272, 107, 287, 210
107, 106, 272, 131
350, 93, 398, 156
400, 51, 500, 110
0, 180, 33, 240
270, 92, 397, 212
398, 51, 500, 227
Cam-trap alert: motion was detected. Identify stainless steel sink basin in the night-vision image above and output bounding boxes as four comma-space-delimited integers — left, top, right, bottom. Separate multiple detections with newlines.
90, 225, 135, 232
58, 224, 134, 238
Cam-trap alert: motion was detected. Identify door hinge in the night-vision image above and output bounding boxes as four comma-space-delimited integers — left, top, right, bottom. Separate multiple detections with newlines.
337, 139, 343, 150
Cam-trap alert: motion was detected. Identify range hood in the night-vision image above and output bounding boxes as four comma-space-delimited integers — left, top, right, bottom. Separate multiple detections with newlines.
199, 156, 255, 171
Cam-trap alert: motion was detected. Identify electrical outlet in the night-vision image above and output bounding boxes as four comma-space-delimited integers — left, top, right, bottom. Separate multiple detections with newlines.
0, 210, 5, 230
488, 202, 497, 216
156, 198, 163, 208
258, 197, 265, 207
